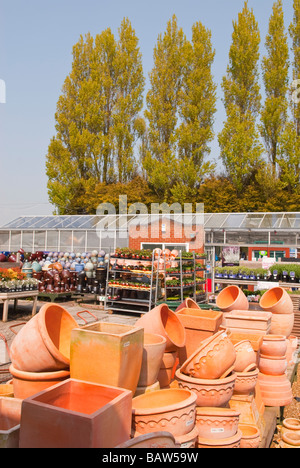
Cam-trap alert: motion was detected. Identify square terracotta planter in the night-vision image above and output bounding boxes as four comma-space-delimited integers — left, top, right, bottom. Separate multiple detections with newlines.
224, 310, 272, 335
0, 396, 22, 448
176, 308, 223, 363
19, 378, 132, 448
70, 322, 144, 393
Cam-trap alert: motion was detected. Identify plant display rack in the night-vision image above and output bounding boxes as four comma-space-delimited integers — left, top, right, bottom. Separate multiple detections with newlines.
104, 249, 158, 315
159, 251, 206, 304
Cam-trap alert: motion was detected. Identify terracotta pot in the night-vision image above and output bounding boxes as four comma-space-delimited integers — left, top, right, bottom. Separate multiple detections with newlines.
175, 368, 236, 407
270, 313, 294, 337
116, 431, 177, 449
175, 424, 199, 448
258, 354, 287, 376
257, 372, 293, 407
233, 367, 259, 395
0, 384, 14, 398
180, 330, 236, 380
260, 335, 287, 357
132, 388, 197, 437
286, 335, 298, 364
216, 285, 249, 312
259, 287, 293, 315
19, 379, 132, 448
239, 424, 260, 448
0, 396, 23, 448
281, 431, 300, 447
233, 340, 256, 372
195, 407, 240, 439
279, 418, 300, 438
228, 332, 263, 353
10, 304, 77, 373
176, 308, 223, 363
9, 364, 70, 399
157, 351, 178, 388
135, 304, 186, 352
70, 322, 144, 394
175, 298, 200, 312
138, 333, 167, 387
134, 380, 160, 397
197, 429, 242, 448
224, 310, 272, 334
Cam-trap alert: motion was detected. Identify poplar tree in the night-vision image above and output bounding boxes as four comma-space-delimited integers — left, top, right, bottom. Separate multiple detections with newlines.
260, 0, 289, 175
46, 19, 144, 214
218, 1, 263, 194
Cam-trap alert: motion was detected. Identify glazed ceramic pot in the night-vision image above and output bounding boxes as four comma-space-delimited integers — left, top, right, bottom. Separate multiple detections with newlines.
258, 354, 287, 376
19, 379, 132, 448
270, 313, 294, 337
239, 424, 260, 448
216, 285, 249, 312
9, 364, 70, 399
195, 407, 240, 439
70, 322, 144, 394
132, 388, 197, 437
137, 333, 167, 387
135, 304, 186, 352
257, 372, 293, 407
197, 429, 242, 448
176, 309, 223, 363
260, 335, 287, 357
175, 298, 200, 312
259, 287, 293, 315
180, 330, 236, 380
157, 351, 178, 388
233, 340, 256, 372
233, 367, 259, 395
10, 304, 78, 373
175, 368, 237, 407
116, 431, 177, 449
0, 396, 23, 449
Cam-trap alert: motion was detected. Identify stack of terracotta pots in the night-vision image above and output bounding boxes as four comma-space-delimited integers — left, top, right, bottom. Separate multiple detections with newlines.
232, 340, 259, 397
8, 303, 76, 399
259, 287, 294, 337
195, 406, 242, 448
257, 333, 293, 407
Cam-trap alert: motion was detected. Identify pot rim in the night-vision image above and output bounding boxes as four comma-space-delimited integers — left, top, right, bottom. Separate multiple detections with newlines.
196, 406, 240, 418
235, 367, 259, 377
260, 287, 284, 309
132, 388, 197, 416
259, 354, 287, 361
9, 363, 70, 381
175, 368, 237, 385
197, 429, 242, 446
144, 333, 167, 346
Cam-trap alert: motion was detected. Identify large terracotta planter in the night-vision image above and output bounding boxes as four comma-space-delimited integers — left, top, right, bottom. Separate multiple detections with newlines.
233, 340, 256, 372
258, 354, 287, 376
70, 322, 144, 394
176, 308, 223, 363
175, 298, 200, 312
135, 304, 186, 352
233, 367, 259, 395
239, 424, 260, 448
19, 379, 132, 448
9, 364, 70, 399
138, 333, 166, 387
195, 407, 240, 439
116, 431, 177, 449
259, 287, 293, 315
270, 313, 294, 337
216, 285, 249, 312
260, 335, 287, 357
224, 310, 272, 335
132, 388, 197, 437
257, 372, 293, 407
180, 330, 236, 380
197, 429, 242, 448
10, 303, 78, 372
0, 396, 22, 448
175, 368, 237, 407
157, 351, 178, 388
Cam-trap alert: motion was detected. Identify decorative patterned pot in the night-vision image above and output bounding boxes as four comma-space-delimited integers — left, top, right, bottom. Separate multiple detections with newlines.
175, 368, 237, 407
135, 304, 186, 352
239, 424, 260, 448
233, 340, 256, 372
180, 330, 236, 380
260, 335, 287, 357
138, 333, 167, 387
10, 304, 78, 373
258, 354, 287, 376
195, 407, 240, 439
216, 285, 249, 312
175, 424, 199, 448
197, 429, 242, 448
131, 388, 197, 437
259, 287, 293, 315
233, 367, 259, 395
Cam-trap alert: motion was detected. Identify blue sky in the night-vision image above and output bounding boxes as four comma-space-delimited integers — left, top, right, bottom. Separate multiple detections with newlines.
0, 0, 295, 225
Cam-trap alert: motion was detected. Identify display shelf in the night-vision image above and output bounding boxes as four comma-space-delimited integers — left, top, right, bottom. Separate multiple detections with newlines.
214, 278, 300, 288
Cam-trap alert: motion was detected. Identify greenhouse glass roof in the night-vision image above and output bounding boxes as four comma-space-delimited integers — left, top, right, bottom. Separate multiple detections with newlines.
1, 212, 300, 231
